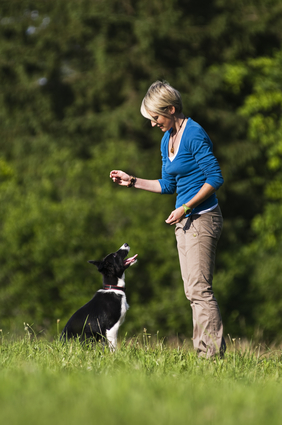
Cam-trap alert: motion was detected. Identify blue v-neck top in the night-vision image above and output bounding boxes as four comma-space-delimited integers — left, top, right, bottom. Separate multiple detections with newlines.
158, 118, 224, 214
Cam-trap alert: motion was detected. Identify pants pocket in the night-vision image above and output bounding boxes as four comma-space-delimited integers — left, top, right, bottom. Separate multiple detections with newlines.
211, 215, 223, 238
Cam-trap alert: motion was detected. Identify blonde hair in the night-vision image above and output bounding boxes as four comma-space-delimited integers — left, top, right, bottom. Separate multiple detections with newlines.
140, 80, 183, 121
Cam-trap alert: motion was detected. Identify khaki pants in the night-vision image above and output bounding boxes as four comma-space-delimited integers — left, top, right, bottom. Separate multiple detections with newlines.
175, 205, 225, 358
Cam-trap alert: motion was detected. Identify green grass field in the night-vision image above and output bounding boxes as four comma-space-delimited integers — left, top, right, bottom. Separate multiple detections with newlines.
1, 328, 282, 425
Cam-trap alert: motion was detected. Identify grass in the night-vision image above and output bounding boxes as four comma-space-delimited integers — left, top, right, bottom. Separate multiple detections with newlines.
1, 327, 282, 425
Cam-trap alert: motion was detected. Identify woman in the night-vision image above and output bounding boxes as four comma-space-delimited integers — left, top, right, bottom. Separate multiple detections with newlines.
110, 81, 226, 358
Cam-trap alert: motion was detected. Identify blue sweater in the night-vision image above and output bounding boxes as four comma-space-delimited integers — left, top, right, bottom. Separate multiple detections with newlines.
158, 118, 224, 214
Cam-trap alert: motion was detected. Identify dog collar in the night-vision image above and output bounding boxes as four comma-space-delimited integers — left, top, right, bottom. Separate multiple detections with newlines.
103, 284, 125, 292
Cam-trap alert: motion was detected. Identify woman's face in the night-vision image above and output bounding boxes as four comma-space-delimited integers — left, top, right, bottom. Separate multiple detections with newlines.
147, 110, 174, 132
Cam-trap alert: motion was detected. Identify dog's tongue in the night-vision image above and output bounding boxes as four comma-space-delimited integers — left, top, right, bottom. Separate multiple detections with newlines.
124, 254, 138, 266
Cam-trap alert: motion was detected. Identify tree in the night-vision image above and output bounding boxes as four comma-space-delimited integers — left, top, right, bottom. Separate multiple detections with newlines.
213, 50, 282, 341
1, 0, 282, 340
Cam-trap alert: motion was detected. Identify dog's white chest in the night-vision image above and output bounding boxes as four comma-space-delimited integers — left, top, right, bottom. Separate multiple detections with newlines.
105, 292, 129, 351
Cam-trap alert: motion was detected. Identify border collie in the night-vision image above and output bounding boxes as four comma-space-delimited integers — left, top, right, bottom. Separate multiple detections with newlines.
61, 243, 137, 350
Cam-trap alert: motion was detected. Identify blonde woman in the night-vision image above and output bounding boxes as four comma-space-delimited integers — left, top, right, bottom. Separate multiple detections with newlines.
110, 81, 225, 358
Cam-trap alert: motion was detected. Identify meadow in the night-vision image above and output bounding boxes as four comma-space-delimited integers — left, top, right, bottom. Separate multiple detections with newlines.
1, 327, 282, 425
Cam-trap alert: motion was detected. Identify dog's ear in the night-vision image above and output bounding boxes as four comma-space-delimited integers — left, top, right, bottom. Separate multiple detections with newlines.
88, 260, 102, 271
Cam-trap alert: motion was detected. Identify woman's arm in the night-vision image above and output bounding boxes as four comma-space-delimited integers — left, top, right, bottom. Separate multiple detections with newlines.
110, 170, 162, 193
165, 183, 216, 225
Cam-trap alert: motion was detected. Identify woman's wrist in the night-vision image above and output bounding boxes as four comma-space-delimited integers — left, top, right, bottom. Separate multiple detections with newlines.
127, 176, 137, 188
182, 204, 191, 215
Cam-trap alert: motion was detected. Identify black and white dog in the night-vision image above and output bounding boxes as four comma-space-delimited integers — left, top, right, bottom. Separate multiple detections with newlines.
61, 243, 137, 350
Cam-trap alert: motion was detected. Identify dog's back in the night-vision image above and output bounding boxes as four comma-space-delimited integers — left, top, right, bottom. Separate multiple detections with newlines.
61, 291, 126, 341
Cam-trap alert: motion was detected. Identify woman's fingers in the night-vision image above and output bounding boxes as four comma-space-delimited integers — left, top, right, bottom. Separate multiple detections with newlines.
110, 170, 130, 185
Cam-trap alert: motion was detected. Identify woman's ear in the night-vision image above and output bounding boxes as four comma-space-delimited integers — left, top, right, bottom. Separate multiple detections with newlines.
168, 105, 175, 115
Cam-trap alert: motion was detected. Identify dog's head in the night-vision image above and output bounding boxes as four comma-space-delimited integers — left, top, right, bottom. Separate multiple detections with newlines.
88, 243, 137, 279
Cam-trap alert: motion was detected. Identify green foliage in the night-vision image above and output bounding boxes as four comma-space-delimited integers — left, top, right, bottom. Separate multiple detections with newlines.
1, 0, 282, 341
240, 52, 282, 340
215, 49, 282, 340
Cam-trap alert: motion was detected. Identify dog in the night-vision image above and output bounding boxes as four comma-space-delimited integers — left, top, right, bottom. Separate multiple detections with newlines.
61, 243, 137, 350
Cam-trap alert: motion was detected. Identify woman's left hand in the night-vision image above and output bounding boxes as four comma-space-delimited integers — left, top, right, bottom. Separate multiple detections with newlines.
165, 206, 185, 225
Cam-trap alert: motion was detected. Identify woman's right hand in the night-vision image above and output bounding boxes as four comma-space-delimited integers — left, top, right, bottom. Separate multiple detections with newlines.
110, 170, 131, 186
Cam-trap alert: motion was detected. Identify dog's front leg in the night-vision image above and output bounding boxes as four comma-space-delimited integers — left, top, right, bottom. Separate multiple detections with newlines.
106, 322, 120, 352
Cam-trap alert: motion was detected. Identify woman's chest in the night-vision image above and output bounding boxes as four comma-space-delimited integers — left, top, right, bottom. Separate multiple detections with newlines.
165, 149, 198, 176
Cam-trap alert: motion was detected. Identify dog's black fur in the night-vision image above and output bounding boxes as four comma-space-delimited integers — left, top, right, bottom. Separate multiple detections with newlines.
61, 243, 137, 350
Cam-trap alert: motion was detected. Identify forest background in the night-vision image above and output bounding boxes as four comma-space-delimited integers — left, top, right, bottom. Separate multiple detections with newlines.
1, 0, 282, 343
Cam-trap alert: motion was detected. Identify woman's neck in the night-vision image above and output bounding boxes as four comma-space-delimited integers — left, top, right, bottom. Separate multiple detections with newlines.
171, 114, 186, 134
